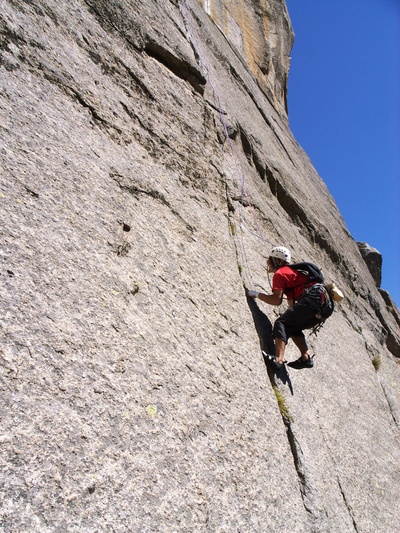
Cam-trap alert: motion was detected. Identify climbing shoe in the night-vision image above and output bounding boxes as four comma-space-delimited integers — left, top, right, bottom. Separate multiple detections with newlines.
262, 351, 284, 371
287, 356, 314, 370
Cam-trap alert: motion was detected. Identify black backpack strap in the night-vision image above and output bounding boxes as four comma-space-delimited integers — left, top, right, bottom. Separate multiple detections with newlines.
287, 263, 324, 303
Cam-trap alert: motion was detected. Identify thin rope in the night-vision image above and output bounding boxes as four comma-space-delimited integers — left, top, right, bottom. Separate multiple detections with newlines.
180, 0, 275, 287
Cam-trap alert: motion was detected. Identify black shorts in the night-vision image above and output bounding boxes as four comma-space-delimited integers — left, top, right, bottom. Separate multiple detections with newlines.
273, 300, 322, 343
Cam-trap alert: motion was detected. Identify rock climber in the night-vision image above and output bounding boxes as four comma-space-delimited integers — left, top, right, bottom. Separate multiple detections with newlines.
246, 246, 327, 371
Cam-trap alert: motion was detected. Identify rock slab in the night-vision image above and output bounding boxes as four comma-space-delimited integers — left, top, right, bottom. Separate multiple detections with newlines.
1, 1, 400, 531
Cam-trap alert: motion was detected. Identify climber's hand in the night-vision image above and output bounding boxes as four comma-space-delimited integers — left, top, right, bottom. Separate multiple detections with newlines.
246, 289, 260, 298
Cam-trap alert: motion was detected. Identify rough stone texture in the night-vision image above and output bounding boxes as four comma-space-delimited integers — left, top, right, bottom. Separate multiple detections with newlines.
1, 0, 399, 532
379, 288, 400, 329
201, 0, 293, 116
357, 241, 382, 288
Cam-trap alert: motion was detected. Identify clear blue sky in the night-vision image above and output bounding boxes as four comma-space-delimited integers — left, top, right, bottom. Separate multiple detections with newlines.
285, 0, 400, 308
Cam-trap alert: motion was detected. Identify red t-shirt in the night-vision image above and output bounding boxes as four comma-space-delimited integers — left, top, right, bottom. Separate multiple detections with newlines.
272, 266, 310, 302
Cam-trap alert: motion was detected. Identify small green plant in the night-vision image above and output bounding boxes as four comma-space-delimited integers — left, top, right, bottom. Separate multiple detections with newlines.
273, 386, 293, 422
230, 222, 236, 236
372, 355, 382, 371
238, 264, 243, 275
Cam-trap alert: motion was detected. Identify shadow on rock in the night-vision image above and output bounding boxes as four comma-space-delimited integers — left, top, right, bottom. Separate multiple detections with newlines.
246, 294, 293, 394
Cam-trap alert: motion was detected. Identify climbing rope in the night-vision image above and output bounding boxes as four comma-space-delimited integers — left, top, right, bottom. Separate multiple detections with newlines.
180, 0, 275, 288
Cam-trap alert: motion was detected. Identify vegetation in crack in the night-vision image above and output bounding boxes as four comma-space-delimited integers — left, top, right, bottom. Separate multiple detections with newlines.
273, 386, 293, 423
372, 355, 382, 371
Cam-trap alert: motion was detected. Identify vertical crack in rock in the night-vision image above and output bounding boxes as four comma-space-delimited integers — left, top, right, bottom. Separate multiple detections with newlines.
269, 377, 326, 531
270, 369, 324, 530
180, 6, 399, 529
242, 297, 319, 523
365, 343, 400, 427
182, 0, 296, 167
377, 375, 399, 427
337, 478, 359, 532
285, 422, 314, 515
243, 294, 330, 530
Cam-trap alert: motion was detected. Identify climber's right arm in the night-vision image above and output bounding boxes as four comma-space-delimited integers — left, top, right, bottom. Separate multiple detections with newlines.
247, 289, 283, 306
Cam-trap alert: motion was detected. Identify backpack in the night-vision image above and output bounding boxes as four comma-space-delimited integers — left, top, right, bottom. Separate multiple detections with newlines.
285, 262, 324, 303
289, 263, 334, 320
290, 262, 325, 284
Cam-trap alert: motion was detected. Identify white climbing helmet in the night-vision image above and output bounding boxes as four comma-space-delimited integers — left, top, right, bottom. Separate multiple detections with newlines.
270, 246, 291, 263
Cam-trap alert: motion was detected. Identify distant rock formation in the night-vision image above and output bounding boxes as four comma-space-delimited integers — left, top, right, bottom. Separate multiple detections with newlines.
357, 241, 382, 287
379, 288, 400, 327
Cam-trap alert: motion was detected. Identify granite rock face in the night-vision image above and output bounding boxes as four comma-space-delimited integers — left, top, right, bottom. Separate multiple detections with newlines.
1, 0, 400, 531
357, 241, 382, 287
